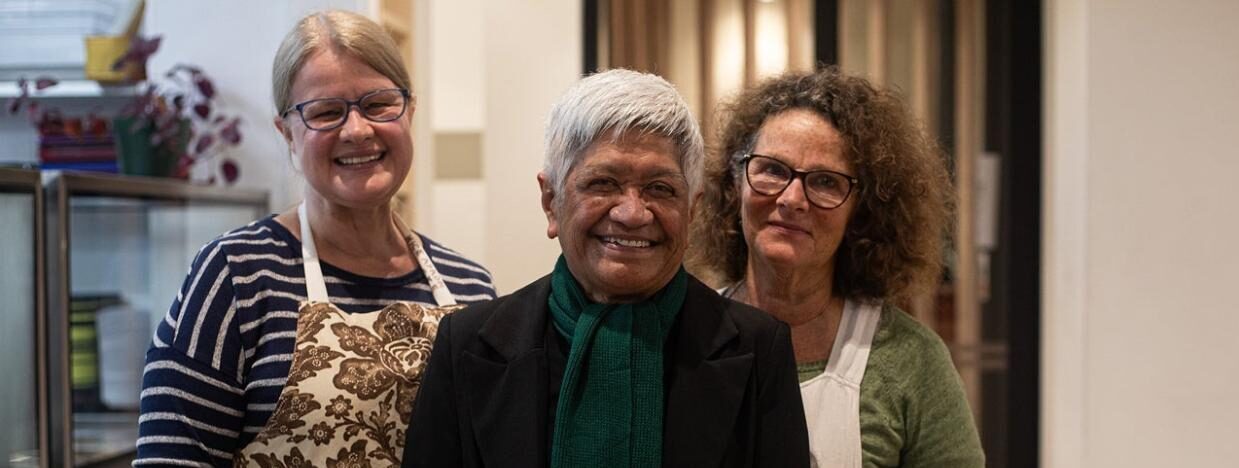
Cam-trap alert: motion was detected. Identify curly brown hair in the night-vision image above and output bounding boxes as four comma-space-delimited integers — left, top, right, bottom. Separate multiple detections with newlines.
687, 67, 953, 304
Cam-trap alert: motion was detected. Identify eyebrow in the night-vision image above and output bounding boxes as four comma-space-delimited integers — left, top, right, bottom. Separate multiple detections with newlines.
751, 153, 848, 173
578, 164, 687, 183
295, 88, 398, 104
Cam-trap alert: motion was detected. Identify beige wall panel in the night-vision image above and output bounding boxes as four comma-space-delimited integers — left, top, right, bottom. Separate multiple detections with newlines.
434, 132, 482, 180
838, 0, 870, 77
1044, 0, 1239, 466
668, 0, 704, 121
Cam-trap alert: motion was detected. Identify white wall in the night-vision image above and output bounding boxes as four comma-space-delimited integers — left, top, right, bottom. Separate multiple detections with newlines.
481, 1, 581, 293
429, 0, 485, 132
418, 0, 487, 267
1043, 1, 1239, 467
415, 0, 580, 293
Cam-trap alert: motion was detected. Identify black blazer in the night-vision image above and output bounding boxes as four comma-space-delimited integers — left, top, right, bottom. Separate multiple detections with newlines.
402, 274, 809, 468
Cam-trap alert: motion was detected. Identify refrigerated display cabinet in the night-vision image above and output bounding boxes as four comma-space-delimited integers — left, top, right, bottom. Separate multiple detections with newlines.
44, 171, 267, 467
0, 168, 47, 468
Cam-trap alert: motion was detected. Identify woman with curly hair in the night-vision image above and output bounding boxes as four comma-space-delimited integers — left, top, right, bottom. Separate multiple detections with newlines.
689, 67, 983, 467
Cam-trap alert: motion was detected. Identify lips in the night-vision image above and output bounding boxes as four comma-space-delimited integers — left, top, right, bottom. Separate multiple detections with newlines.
597, 235, 657, 249
333, 151, 386, 166
767, 220, 811, 235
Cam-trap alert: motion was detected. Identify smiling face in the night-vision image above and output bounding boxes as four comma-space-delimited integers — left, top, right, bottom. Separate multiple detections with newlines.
740, 108, 858, 278
539, 132, 692, 303
276, 49, 412, 209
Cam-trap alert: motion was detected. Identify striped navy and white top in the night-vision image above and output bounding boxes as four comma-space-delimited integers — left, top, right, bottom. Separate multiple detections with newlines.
135, 216, 496, 467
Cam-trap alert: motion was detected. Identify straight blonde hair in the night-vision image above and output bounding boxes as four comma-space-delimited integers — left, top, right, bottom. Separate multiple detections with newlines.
272, 10, 411, 113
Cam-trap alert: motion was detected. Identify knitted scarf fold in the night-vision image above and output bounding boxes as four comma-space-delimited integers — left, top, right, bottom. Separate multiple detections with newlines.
548, 256, 687, 468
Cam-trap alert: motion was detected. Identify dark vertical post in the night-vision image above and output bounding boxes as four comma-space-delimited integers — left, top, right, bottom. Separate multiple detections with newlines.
983, 0, 1041, 466
937, 0, 956, 156
1004, 0, 1041, 464
813, 0, 838, 67
583, 0, 599, 74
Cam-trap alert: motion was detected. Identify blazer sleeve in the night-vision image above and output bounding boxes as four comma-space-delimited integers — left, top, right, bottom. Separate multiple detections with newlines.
756, 322, 811, 467
402, 313, 463, 467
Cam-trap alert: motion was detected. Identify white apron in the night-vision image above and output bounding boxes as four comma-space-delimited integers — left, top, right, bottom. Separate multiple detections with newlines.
801, 299, 881, 468
234, 203, 461, 467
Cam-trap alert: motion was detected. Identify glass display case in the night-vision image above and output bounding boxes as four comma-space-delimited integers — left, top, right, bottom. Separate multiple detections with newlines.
44, 171, 267, 467
0, 168, 46, 468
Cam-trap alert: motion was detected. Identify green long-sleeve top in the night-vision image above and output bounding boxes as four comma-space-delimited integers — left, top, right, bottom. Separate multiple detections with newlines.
798, 305, 985, 467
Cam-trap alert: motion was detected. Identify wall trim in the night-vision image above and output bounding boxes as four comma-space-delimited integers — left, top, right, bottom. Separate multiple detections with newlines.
1041, 0, 1089, 466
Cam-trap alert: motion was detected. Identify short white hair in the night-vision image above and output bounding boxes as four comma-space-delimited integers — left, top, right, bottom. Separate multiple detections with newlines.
543, 69, 704, 202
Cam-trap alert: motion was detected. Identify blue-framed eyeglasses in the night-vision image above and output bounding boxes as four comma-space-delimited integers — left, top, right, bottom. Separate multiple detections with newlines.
281, 88, 412, 131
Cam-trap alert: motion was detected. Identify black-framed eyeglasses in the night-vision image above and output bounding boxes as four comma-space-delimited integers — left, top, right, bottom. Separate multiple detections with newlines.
741, 154, 859, 209
281, 88, 412, 131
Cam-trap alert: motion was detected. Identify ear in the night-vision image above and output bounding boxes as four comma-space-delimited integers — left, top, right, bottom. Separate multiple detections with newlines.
537, 172, 559, 239
275, 116, 301, 172
273, 116, 294, 147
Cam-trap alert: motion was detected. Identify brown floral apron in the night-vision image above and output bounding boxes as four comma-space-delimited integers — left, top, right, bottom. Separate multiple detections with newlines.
233, 203, 462, 467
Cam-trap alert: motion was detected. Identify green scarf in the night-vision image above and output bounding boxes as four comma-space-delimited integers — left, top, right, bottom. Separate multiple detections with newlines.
548, 255, 688, 468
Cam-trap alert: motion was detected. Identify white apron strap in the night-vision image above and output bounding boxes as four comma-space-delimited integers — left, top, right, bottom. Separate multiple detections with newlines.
298, 202, 330, 303
801, 299, 882, 468
392, 215, 457, 307
824, 300, 882, 384
298, 202, 456, 307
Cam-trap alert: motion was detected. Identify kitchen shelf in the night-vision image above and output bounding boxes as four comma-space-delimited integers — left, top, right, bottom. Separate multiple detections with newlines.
0, 80, 139, 99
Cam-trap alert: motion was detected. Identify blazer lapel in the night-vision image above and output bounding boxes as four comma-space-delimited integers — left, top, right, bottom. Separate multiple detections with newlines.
664, 278, 754, 466
460, 276, 553, 468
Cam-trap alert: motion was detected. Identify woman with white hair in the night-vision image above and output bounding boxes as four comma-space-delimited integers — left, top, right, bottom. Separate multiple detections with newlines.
135, 10, 495, 466
402, 69, 809, 468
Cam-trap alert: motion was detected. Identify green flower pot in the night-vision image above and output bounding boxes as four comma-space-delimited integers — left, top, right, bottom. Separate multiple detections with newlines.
113, 116, 189, 178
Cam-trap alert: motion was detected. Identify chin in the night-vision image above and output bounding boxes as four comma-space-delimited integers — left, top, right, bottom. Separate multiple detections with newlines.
754, 244, 810, 268
321, 189, 398, 209
332, 178, 401, 200
594, 271, 665, 300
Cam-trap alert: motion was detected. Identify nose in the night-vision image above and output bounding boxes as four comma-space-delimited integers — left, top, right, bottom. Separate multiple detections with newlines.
609, 188, 654, 228
338, 105, 375, 142
776, 176, 810, 211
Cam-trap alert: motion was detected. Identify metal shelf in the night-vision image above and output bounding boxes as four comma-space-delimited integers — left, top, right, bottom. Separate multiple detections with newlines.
0, 80, 139, 99
42, 170, 268, 468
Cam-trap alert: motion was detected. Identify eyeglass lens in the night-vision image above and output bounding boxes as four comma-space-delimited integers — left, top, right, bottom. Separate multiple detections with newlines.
300, 89, 407, 130
746, 155, 853, 208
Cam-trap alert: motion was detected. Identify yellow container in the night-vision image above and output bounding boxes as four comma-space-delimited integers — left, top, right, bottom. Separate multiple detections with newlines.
84, 35, 145, 83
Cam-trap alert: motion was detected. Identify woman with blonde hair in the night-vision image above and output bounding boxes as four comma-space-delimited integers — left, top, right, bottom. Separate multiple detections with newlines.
690, 67, 984, 467
135, 10, 495, 466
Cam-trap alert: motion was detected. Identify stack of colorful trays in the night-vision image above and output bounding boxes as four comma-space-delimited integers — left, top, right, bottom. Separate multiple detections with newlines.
39, 133, 119, 173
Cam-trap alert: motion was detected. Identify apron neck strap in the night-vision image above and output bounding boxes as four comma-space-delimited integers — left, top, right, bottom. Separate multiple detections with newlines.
393, 214, 457, 306
299, 202, 330, 303
823, 300, 881, 383
298, 202, 457, 306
